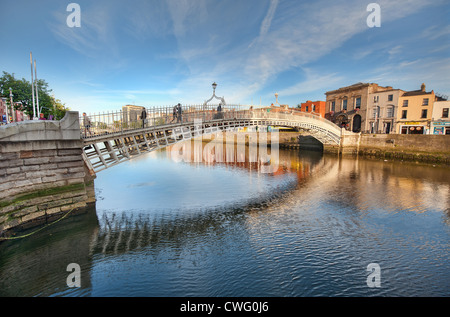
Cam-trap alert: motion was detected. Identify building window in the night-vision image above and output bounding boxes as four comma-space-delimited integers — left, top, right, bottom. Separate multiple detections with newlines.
387, 106, 394, 118
312, 104, 316, 112
401, 110, 407, 119
355, 97, 361, 109
331, 101, 335, 112
373, 107, 380, 118
423, 98, 429, 106
403, 100, 408, 107
373, 96, 379, 103
421, 109, 428, 118
442, 108, 449, 118
343, 99, 347, 110
388, 94, 393, 101
305, 106, 309, 112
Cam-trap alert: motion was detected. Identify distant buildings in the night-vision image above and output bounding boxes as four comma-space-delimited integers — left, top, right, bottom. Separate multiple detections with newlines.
0, 97, 28, 123
319, 82, 448, 134
431, 100, 450, 135
324, 82, 393, 133
299, 100, 326, 118
0, 97, 7, 122
396, 84, 435, 134
122, 104, 146, 123
369, 88, 404, 134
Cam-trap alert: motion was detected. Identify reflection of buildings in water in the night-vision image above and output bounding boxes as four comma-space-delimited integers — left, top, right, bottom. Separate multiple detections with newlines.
163, 137, 324, 182
87, 147, 337, 256
321, 156, 450, 216
91, 147, 450, 259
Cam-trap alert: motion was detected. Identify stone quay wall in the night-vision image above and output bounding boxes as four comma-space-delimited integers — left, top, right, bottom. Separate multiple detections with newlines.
357, 134, 450, 164
0, 112, 94, 237
277, 130, 450, 164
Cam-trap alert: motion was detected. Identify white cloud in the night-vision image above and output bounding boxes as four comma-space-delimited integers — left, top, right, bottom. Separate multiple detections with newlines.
277, 71, 345, 97
259, 0, 279, 38
46, 0, 448, 109
49, 4, 119, 60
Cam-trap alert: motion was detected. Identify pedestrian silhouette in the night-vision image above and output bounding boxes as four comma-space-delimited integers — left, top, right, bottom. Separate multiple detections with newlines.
141, 108, 147, 128
177, 103, 182, 123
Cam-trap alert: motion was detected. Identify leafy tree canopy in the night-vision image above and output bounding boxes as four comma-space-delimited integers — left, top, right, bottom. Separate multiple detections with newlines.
0, 71, 70, 120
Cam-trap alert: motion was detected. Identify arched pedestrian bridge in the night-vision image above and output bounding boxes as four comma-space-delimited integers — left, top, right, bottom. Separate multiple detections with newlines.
0, 107, 359, 234
80, 106, 359, 174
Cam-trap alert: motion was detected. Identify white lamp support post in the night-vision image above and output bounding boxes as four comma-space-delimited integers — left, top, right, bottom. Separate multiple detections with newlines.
203, 82, 226, 109
30, 52, 36, 120
34, 59, 40, 116
274, 93, 280, 106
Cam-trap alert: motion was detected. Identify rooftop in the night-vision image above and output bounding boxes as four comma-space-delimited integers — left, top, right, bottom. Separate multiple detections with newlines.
402, 90, 434, 97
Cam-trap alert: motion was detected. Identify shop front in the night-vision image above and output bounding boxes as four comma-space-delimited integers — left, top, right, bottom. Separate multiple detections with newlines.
400, 122, 428, 134
432, 122, 450, 135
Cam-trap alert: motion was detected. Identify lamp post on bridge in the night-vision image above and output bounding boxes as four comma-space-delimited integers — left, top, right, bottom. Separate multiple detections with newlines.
203, 82, 226, 110
274, 93, 280, 106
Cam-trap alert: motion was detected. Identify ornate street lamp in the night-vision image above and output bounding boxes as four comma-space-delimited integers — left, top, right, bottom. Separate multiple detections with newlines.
203, 82, 226, 109
274, 93, 280, 106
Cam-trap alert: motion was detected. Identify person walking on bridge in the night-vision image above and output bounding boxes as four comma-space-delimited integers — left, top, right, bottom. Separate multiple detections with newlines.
141, 107, 147, 128
171, 104, 177, 123
217, 103, 222, 119
82, 112, 92, 137
177, 103, 182, 123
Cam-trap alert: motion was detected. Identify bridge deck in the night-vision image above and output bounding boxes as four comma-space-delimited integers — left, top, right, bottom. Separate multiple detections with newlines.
80, 108, 349, 174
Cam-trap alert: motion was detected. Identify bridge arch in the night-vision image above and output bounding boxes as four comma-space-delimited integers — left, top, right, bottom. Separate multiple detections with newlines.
81, 109, 353, 174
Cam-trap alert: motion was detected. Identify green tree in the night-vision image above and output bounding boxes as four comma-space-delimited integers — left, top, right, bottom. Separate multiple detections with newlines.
0, 71, 69, 119
50, 96, 70, 120
0, 72, 33, 114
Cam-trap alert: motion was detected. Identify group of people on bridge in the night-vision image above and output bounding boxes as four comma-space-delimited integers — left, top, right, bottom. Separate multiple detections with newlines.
81, 103, 228, 138
170, 103, 183, 123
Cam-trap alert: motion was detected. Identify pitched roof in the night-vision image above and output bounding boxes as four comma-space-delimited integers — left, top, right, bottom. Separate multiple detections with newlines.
402, 89, 433, 97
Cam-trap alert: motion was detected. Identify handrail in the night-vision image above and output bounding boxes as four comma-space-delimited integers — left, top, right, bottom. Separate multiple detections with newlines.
79, 106, 344, 139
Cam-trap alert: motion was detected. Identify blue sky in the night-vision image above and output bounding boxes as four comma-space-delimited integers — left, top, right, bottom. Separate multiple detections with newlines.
1, 0, 449, 114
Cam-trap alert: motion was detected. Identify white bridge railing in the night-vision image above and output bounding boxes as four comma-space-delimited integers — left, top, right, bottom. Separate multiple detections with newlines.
79, 104, 245, 138
80, 106, 351, 174
79, 105, 343, 143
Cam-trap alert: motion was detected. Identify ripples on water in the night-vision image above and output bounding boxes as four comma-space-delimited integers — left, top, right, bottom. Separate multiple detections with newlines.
0, 146, 449, 297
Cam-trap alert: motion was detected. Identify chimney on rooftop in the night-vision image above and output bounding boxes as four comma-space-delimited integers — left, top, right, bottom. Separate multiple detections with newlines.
421, 83, 426, 92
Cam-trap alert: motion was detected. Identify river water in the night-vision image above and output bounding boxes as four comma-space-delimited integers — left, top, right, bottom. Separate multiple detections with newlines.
0, 141, 449, 297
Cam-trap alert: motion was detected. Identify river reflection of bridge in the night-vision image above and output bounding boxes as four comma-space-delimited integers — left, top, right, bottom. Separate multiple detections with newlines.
1, 150, 449, 296
90, 148, 330, 257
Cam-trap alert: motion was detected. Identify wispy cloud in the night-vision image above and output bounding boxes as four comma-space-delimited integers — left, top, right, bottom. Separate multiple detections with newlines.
259, 0, 279, 38
277, 71, 345, 97
42, 0, 448, 110
49, 4, 118, 59
155, 0, 446, 105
